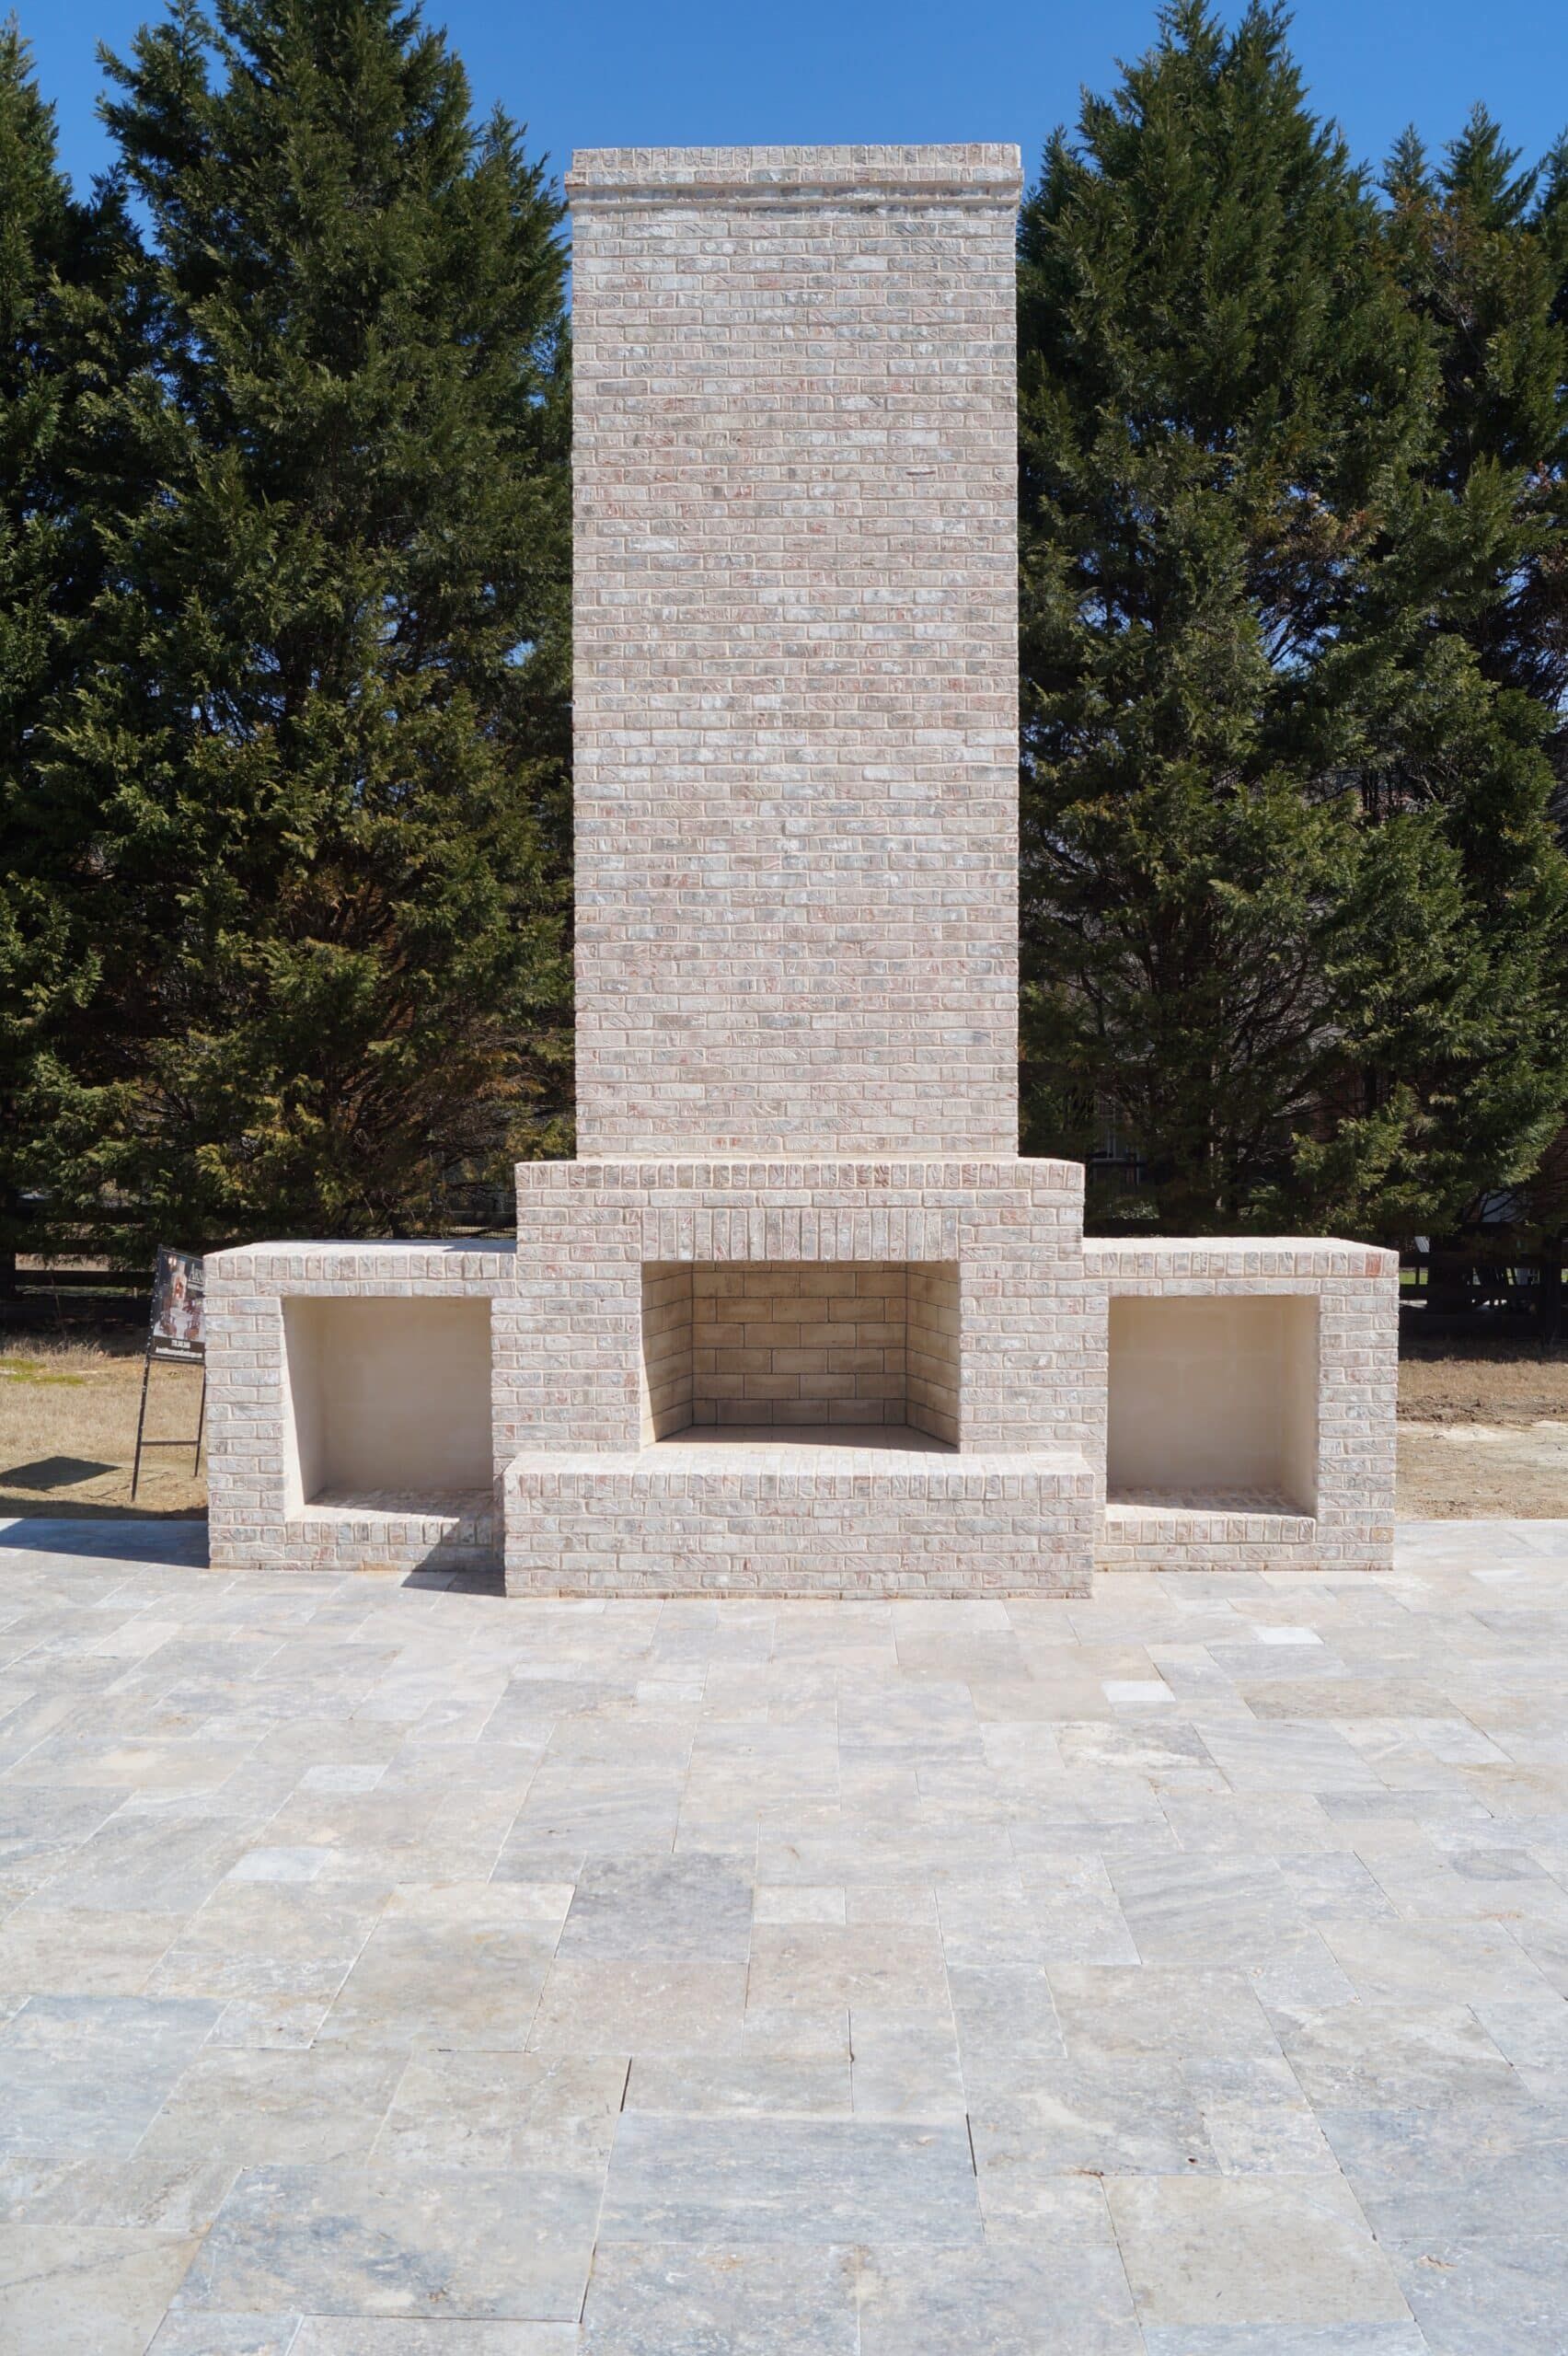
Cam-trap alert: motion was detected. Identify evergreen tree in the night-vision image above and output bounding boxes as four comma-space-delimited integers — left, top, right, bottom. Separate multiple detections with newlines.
1383, 110, 1568, 788
1380, 111, 1568, 1242
1018, 2, 1568, 1239
0, 22, 143, 1271
14, 0, 571, 1258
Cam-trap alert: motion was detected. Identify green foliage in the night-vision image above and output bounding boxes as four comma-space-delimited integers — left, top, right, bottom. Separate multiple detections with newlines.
1018, 2, 1568, 1240
1383, 107, 1568, 847
6, 0, 571, 1259
7, 2, 1568, 1258
0, 22, 145, 1250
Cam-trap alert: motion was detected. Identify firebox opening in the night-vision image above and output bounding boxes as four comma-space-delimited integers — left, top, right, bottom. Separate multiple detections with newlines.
640, 1261, 960, 1447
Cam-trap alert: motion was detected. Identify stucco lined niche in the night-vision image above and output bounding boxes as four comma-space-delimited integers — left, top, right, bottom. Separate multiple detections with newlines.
282, 1296, 493, 1506
1106, 1294, 1320, 1515
639, 1261, 960, 1445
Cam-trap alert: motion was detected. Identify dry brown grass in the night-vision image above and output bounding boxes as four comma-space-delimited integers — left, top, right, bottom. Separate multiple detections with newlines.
1399, 1345, 1568, 1424
1395, 1344, 1568, 1517
4, 1327, 1565, 1526
0, 1332, 206, 1519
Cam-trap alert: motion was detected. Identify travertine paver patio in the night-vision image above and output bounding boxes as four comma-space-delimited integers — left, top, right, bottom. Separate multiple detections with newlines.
2, 1519, 1566, 2354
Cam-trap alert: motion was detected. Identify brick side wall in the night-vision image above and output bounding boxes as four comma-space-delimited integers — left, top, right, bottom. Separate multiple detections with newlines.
907, 1263, 962, 1444
638, 1265, 694, 1442
568, 145, 1023, 1160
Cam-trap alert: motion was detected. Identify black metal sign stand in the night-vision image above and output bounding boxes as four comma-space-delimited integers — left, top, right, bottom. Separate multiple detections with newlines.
131, 1245, 207, 1502
131, 1355, 207, 1502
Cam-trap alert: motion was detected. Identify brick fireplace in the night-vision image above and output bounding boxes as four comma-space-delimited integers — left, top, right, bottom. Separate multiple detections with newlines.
204, 145, 1398, 1594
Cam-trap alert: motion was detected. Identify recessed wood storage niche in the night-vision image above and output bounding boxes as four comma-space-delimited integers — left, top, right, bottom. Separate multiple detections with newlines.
640, 1261, 960, 1446
282, 1297, 492, 1506
1107, 1295, 1319, 1515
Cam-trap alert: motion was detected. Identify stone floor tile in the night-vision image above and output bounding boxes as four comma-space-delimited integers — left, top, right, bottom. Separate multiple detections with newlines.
501, 1773, 685, 1857
525, 1958, 747, 2055
1055, 1719, 1221, 1777
0, 1788, 126, 1900
290, 2324, 578, 2353
755, 1817, 1018, 1883
739, 2001, 852, 2061
1108, 1854, 1309, 1964
0, 1904, 186, 1994
837, 1875, 932, 1932
0, 2223, 202, 2356
371, 2052, 627, 2167
1140, 2329, 1430, 2353
1049, 1965, 1284, 2061
1470, 1993, 1568, 2097
0, 1992, 223, 2157
24, 1811, 258, 1914
148, 2315, 302, 2353
58, 2154, 241, 2235
1366, 2200, 1568, 2354
137, 2050, 406, 2168
746, 1923, 949, 2014
1158, 1794, 1352, 1857
1195, 2092, 1340, 2176
555, 1852, 753, 1964
1246, 1929, 1360, 2013
1014, 1853, 1141, 1964
227, 1849, 333, 1885
623, 2050, 850, 2119
0, 2151, 86, 2223
1316, 2095, 1568, 2194
847, 2007, 966, 2119
578, 2242, 859, 2353
970, 2059, 1216, 2184
596, 2113, 982, 2246
1277, 1855, 1399, 1922
146, 1883, 389, 2004
176, 2164, 601, 2321
315, 1887, 558, 2050
932, 1876, 1043, 1966
855, 2232, 1142, 2352
1320, 1920, 1555, 2005
1512, 1920, 1568, 2000
1275, 2004, 1524, 2110
1195, 1722, 1384, 1794
1106, 2175, 1413, 2327
753, 1884, 846, 1924
947, 1963, 1066, 2068
207, 1999, 337, 2050
974, 1668, 1111, 1721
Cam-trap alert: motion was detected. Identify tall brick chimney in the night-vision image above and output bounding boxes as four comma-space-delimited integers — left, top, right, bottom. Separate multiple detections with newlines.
567, 145, 1023, 1158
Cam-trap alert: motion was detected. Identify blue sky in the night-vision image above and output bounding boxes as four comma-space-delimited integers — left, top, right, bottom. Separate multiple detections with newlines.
30, 0, 1568, 205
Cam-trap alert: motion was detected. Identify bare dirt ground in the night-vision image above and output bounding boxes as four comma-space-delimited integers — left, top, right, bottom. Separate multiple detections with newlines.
1398, 1343, 1568, 1518
3, 1327, 1565, 1524
0, 1332, 206, 1519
